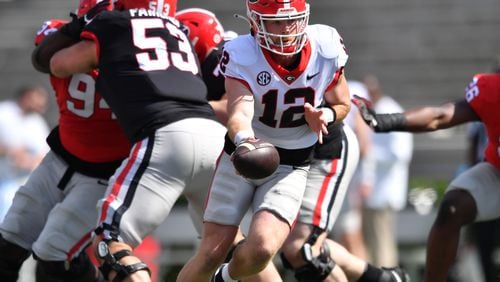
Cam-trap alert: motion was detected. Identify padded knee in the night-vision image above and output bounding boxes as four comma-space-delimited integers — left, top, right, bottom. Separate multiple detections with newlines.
293, 241, 335, 282
0, 234, 31, 282
35, 251, 102, 282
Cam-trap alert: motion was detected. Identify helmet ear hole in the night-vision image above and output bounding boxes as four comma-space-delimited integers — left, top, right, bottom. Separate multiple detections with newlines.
175, 8, 225, 64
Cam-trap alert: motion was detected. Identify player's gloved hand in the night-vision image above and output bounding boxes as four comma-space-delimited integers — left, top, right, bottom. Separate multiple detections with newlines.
351, 95, 380, 130
59, 0, 112, 41
351, 94, 407, 132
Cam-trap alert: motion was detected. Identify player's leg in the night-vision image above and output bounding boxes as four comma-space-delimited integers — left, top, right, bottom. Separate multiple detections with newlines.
178, 148, 257, 282
226, 210, 291, 279
217, 164, 309, 281
177, 222, 239, 282
32, 170, 108, 282
230, 233, 283, 282
281, 126, 358, 282
424, 189, 475, 282
0, 234, 32, 282
94, 119, 224, 281
0, 151, 65, 282
424, 162, 500, 282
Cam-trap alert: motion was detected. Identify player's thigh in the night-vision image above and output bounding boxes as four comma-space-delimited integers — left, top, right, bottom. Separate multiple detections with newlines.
183, 120, 225, 233
254, 164, 309, 226
298, 127, 359, 231
99, 119, 223, 246
448, 162, 500, 221
32, 173, 107, 260
0, 151, 65, 249
203, 153, 255, 226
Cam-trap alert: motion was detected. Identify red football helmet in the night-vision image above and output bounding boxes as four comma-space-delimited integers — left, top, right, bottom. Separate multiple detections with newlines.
77, 0, 97, 17
77, 0, 113, 17
175, 8, 224, 63
246, 0, 309, 56
114, 0, 176, 16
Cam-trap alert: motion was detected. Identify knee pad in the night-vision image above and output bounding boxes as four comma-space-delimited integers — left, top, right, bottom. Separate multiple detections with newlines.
35, 251, 102, 282
293, 241, 335, 282
282, 227, 335, 282
96, 240, 150, 282
0, 234, 31, 282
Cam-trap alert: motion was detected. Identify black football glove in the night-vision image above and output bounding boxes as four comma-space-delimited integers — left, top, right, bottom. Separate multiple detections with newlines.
351, 94, 407, 132
59, 0, 112, 41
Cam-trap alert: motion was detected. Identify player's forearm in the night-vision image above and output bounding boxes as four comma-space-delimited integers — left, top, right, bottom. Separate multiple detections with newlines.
403, 105, 453, 132
227, 110, 254, 143
330, 101, 350, 123
32, 32, 78, 74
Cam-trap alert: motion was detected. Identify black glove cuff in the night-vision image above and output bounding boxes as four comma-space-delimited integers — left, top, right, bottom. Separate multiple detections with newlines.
374, 113, 407, 132
59, 13, 85, 41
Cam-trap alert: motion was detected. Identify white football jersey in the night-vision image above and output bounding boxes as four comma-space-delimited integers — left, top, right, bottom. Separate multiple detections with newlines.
221, 24, 348, 149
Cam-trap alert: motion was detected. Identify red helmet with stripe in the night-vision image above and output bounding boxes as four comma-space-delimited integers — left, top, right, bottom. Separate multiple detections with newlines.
77, 0, 114, 17
175, 8, 224, 63
246, 0, 309, 55
114, 0, 177, 16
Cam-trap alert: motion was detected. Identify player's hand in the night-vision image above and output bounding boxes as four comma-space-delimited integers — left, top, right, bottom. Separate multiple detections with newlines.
59, 0, 112, 41
351, 95, 381, 131
304, 103, 329, 144
84, 0, 113, 23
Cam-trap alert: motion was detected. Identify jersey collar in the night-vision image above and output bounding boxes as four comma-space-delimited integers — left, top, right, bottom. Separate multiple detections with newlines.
262, 41, 312, 85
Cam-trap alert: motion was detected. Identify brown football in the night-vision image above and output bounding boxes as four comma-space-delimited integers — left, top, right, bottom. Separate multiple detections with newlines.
232, 139, 280, 179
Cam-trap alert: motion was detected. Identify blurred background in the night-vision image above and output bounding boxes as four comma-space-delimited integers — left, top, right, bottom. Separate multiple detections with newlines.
0, 0, 499, 281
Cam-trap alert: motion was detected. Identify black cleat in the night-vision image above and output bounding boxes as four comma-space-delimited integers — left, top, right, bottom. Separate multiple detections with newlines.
380, 266, 411, 282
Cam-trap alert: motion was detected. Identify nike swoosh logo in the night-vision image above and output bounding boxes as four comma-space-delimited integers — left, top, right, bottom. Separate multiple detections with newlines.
306, 72, 320, 80
97, 179, 109, 186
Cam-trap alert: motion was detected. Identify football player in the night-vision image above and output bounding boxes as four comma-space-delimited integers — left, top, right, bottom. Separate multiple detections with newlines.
48, 0, 226, 281
353, 70, 500, 282
0, 1, 129, 281
176, 0, 354, 281
176, 8, 284, 282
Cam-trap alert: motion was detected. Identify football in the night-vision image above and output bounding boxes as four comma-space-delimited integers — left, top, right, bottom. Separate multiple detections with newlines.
231, 139, 280, 179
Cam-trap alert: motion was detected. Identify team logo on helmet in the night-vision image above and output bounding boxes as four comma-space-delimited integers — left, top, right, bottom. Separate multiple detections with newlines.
257, 71, 272, 86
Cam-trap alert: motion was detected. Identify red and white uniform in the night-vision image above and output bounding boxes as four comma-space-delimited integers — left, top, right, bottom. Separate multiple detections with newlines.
0, 19, 131, 262
448, 73, 500, 222
222, 24, 348, 149
466, 73, 500, 169
204, 24, 348, 227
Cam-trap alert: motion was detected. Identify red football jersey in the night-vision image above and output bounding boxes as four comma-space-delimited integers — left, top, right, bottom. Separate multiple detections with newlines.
465, 73, 500, 169
37, 20, 131, 162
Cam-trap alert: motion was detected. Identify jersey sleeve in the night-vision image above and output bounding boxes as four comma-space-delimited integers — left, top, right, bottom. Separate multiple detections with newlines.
466, 74, 493, 113
218, 36, 256, 91
34, 19, 68, 46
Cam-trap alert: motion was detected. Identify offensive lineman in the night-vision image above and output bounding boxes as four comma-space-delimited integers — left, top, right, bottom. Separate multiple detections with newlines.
0, 1, 128, 281
49, 0, 225, 281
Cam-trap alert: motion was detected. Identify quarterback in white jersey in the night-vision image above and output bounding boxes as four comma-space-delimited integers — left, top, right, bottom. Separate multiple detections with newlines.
177, 1, 352, 281
219, 24, 348, 149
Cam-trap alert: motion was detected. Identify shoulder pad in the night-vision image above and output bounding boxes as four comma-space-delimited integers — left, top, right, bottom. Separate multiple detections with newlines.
223, 35, 258, 66
307, 24, 344, 59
